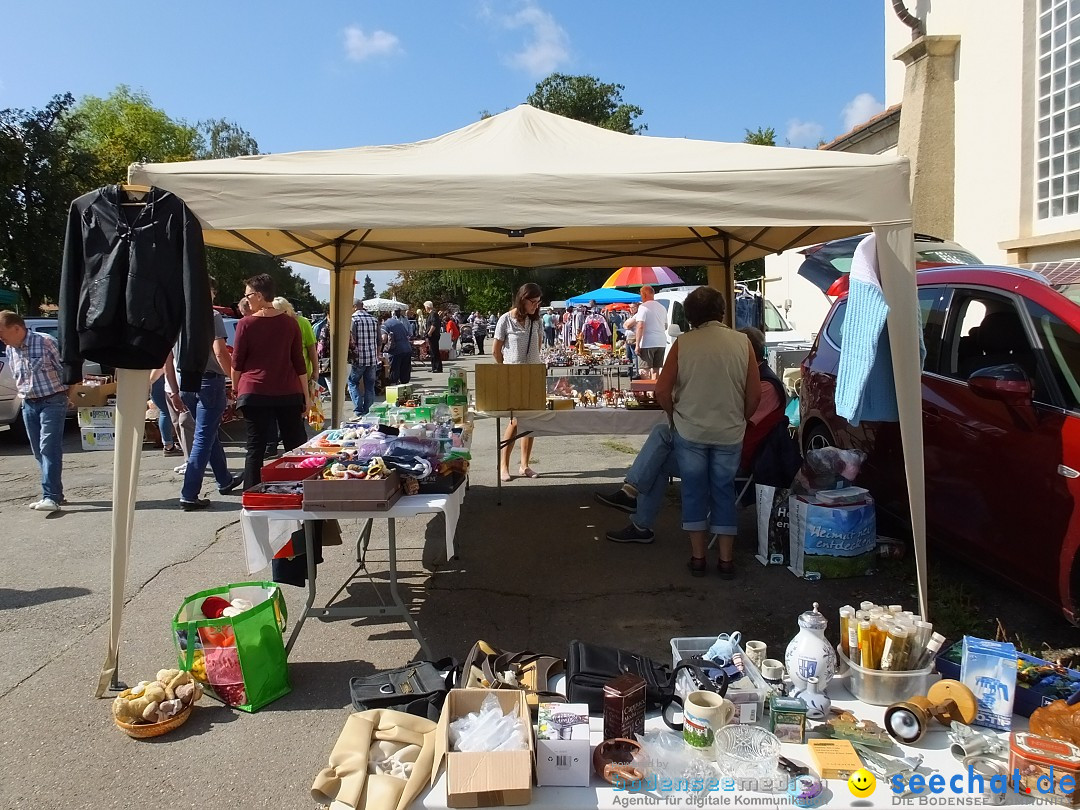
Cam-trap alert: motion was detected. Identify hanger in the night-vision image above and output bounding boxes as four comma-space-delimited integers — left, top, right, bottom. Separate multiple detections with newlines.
118, 183, 151, 206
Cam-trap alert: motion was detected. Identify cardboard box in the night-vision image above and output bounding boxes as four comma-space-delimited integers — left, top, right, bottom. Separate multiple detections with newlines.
536, 703, 590, 787
474, 364, 546, 412
546, 397, 575, 411
69, 381, 117, 408
435, 689, 533, 808
960, 636, 1017, 731
787, 494, 876, 580
303, 471, 401, 502
77, 406, 116, 428
80, 427, 116, 451
385, 384, 412, 405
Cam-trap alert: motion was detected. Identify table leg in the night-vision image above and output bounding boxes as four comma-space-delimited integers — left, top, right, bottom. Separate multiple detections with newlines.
387, 519, 434, 658
285, 519, 318, 655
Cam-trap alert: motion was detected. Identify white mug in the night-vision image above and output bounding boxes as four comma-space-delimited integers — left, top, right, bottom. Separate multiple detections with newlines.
760, 659, 786, 681
745, 640, 767, 669
681, 690, 736, 748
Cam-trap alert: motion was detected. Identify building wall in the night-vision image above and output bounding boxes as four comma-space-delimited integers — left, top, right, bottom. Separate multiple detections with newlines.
885, 0, 1027, 264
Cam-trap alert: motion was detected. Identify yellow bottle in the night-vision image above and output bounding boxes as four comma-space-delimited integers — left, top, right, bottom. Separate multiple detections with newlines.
858, 619, 875, 669
839, 606, 855, 656
880, 624, 910, 671
869, 618, 889, 669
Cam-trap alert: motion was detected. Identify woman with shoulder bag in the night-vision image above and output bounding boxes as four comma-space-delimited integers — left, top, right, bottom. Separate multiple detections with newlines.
493, 283, 543, 481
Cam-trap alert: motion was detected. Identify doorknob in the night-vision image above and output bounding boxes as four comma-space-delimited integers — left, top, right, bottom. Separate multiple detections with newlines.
1059, 465, 1080, 479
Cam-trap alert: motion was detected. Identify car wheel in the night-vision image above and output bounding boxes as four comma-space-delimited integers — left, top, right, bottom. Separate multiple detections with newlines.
802, 423, 835, 456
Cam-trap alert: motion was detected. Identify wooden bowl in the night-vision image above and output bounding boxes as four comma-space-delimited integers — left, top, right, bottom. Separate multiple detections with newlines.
114, 704, 193, 739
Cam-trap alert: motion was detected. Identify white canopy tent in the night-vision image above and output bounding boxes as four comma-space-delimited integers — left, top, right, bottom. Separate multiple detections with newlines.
113, 106, 925, 690
363, 297, 405, 313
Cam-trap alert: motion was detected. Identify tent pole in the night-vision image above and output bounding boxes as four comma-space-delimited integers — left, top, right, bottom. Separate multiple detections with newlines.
874, 223, 929, 619
705, 260, 736, 328
329, 244, 356, 427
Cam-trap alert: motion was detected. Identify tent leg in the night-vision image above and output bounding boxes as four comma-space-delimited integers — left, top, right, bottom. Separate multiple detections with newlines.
96, 367, 150, 697
329, 256, 356, 427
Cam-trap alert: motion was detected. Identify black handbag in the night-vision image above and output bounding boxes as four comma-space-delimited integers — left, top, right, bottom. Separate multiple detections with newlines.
349, 658, 457, 722
566, 640, 674, 714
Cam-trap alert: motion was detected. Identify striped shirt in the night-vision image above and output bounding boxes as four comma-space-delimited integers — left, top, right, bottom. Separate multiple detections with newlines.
6, 329, 68, 399
350, 310, 380, 366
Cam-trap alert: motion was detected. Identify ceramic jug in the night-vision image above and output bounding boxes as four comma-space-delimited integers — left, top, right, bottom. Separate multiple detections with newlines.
795, 676, 832, 720
784, 602, 837, 693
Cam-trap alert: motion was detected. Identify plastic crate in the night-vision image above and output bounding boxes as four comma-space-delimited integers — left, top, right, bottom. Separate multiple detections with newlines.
670, 636, 768, 724
241, 481, 308, 510
261, 456, 323, 482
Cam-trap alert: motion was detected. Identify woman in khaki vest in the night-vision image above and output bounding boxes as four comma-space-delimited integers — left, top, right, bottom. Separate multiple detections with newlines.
655, 286, 760, 578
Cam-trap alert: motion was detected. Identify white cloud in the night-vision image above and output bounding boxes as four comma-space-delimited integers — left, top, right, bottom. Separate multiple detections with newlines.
343, 25, 402, 62
786, 119, 825, 148
842, 92, 886, 131
502, 4, 570, 76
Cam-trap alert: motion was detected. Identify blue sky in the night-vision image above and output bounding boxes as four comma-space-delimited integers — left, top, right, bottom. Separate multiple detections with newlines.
1, 0, 886, 299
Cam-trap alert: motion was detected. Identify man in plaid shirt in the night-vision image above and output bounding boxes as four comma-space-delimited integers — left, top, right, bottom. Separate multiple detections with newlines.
0, 311, 69, 511
347, 299, 381, 415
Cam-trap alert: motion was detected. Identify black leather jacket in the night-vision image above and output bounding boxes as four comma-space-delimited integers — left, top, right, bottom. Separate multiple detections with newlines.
58, 186, 212, 391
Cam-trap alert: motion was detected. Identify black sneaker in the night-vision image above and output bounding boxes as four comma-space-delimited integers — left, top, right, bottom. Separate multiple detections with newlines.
687, 557, 708, 577
605, 523, 655, 544
594, 489, 637, 514
180, 498, 212, 512
218, 474, 245, 496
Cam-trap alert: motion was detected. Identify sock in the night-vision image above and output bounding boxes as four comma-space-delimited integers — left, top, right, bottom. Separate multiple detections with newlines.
622, 483, 638, 498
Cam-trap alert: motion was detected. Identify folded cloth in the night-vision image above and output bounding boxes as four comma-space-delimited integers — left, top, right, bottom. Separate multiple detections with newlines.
312, 709, 437, 810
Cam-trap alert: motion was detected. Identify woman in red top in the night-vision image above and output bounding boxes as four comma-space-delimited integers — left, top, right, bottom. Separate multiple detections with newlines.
231, 274, 312, 487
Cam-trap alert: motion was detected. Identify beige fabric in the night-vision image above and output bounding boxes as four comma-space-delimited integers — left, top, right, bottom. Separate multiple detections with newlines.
312, 709, 438, 810
672, 323, 750, 446
96, 368, 151, 696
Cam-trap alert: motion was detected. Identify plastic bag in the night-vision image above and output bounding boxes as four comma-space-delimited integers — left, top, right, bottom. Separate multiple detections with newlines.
633, 729, 720, 797
449, 692, 528, 752
792, 447, 867, 496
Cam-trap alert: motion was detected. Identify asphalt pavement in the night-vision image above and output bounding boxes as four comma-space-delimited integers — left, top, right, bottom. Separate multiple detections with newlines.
0, 351, 1073, 809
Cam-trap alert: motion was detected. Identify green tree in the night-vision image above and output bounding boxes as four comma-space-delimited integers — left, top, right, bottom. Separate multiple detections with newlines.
71, 85, 201, 184
0, 93, 99, 312
198, 118, 259, 160
362, 275, 376, 301
743, 126, 777, 146
527, 73, 646, 134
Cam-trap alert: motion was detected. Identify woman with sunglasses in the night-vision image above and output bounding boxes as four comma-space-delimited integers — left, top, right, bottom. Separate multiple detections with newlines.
493, 282, 544, 481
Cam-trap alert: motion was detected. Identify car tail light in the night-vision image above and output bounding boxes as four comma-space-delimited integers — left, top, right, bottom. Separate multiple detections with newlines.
826, 275, 850, 297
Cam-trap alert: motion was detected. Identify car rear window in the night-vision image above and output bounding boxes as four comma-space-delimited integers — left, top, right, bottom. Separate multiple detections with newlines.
824, 301, 846, 347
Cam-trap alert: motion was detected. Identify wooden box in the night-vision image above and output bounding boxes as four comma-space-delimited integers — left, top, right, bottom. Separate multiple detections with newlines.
474, 363, 546, 412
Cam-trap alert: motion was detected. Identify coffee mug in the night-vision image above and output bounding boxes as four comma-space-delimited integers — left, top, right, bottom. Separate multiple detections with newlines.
664, 690, 736, 747
760, 659, 785, 681
745, 641, 767, 669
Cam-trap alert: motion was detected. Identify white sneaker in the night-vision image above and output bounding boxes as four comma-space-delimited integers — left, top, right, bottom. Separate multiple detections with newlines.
31, 498, 61, 512
174, 463, 187, 474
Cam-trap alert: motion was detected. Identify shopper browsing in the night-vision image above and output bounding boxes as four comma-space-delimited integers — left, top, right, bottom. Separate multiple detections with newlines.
493, 283, 544, 482
634, 286, 668, 379
0, 311, 68, 511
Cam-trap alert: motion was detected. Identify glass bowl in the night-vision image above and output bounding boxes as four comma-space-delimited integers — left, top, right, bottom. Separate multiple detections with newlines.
714, 725, 782, 779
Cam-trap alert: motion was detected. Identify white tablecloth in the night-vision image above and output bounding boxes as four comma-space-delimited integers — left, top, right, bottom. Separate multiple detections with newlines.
240, 486, 467, 571
414, 680, 1029, 809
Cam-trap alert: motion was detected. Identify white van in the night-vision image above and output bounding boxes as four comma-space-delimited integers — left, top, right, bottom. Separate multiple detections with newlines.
653, 286, 808, 358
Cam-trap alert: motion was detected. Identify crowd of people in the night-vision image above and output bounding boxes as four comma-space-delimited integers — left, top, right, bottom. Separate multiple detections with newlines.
4, 280, 787, 579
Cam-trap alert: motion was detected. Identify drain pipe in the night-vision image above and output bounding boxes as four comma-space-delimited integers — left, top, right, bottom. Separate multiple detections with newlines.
891, 0, 926, 40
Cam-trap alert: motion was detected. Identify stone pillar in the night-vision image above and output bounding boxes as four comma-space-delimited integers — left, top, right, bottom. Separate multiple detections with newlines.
895, 35, 961, 238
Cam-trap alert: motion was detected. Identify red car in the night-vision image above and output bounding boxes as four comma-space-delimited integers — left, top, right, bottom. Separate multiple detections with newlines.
800, 264, 1080, 623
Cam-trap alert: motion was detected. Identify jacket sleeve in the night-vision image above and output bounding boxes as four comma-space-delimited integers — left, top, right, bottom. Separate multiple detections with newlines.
177, 202, 213, 393
57, 198, 86, 384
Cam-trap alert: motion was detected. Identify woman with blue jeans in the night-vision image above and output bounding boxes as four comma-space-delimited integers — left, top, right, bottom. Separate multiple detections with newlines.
655, 286, 760, 579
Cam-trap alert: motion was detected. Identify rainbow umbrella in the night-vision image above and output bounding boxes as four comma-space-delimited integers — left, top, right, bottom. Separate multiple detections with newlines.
602, 266, 684, 288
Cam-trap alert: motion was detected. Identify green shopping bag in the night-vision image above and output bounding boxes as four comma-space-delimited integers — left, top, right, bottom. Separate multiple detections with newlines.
172, 581, 291, 713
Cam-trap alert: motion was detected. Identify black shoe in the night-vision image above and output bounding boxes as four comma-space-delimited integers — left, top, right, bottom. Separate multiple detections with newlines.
595, 489, 637, 514
606, 523, 655, 544
717, 559, 736, 580
687, 556, 708, 577
180, 498, 212, 512
218, 474, 245, 496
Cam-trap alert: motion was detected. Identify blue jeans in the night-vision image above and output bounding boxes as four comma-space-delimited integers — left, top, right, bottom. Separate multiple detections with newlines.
673, 431, 742, 535
23, 391, 67, 502
627, 423, 678, 530
180, 375, 232, 502
348, 364, 377, 415
149, 375, 175, 446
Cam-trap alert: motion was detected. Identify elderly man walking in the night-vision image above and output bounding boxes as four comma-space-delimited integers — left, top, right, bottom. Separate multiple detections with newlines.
348, 299, 380, 415
0, 311, 69, 511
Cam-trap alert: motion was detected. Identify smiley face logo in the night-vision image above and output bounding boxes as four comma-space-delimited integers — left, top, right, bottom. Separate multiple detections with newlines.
848, 768, 876, 798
